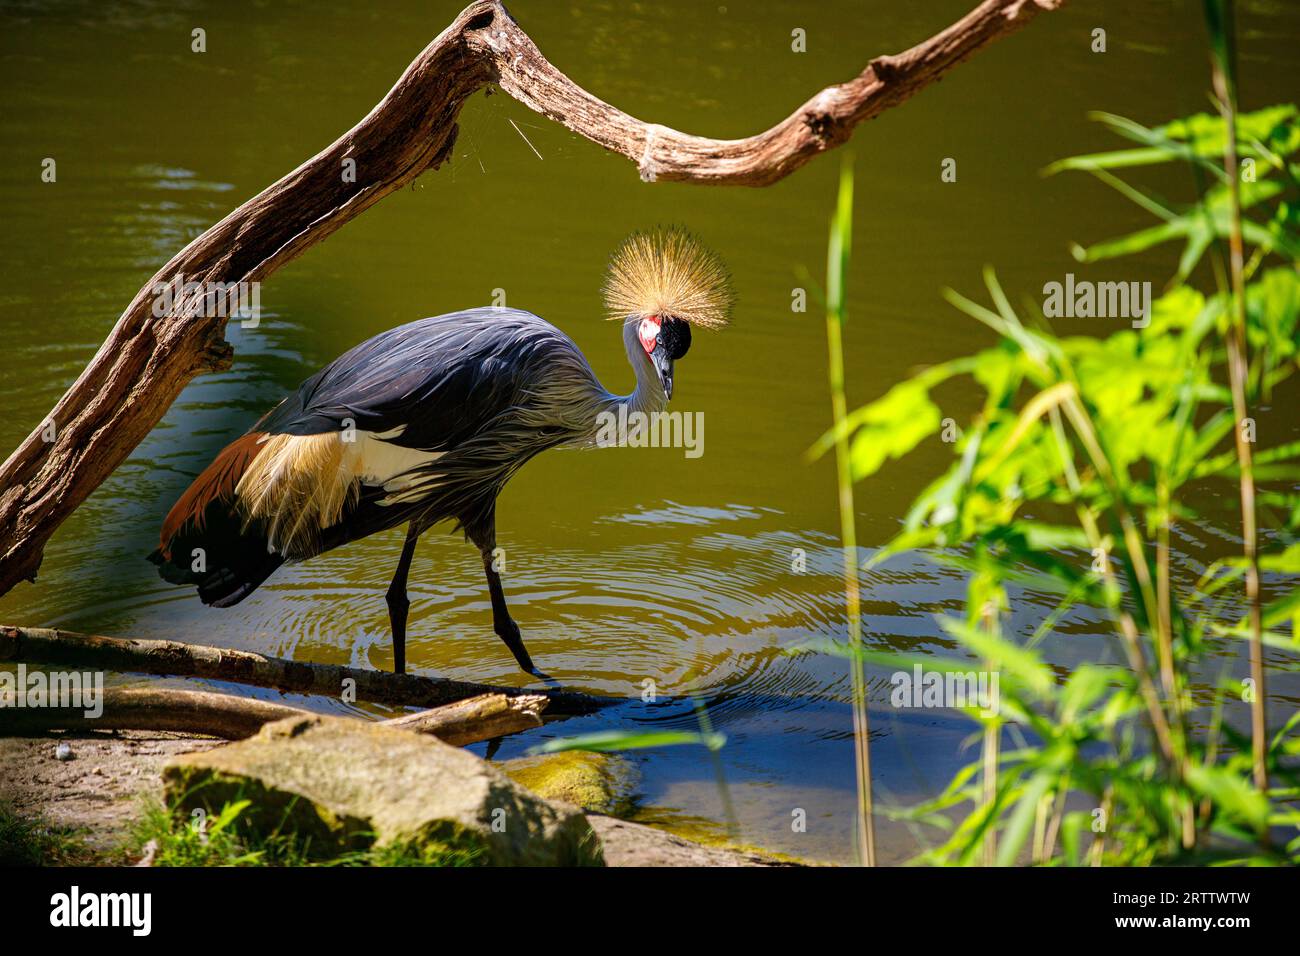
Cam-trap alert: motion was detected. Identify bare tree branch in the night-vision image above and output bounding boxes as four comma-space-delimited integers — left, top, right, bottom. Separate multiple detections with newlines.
495, 0, 1065, 185
381, 692, 546, 745
0, 0, 1063, 595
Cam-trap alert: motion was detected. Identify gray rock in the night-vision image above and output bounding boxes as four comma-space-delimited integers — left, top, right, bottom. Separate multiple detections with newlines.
162, 715, 602, 866
586, 815, 799, 867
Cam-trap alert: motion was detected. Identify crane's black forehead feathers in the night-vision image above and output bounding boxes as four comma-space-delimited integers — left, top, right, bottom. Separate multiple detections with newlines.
659, 316, 691, 360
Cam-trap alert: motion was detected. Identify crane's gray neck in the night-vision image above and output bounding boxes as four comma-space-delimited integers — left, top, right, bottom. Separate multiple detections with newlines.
559, 318, 668, 447
532, 318, 670, 449
609, 318, 669, 418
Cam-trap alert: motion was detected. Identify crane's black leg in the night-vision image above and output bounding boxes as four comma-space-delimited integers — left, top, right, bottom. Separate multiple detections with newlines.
466, 505, 543, 676
482, 551, 537, 674
386, 524, 420, 674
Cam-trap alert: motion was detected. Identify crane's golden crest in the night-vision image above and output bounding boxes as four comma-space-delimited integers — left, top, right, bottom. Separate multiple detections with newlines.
603, 227, 733, 330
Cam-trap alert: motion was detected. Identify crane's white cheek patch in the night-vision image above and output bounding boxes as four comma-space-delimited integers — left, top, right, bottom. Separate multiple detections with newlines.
638, 316, 660, 354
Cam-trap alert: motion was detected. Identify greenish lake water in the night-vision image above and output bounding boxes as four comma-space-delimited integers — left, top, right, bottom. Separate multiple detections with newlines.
2, 0, 1298, 863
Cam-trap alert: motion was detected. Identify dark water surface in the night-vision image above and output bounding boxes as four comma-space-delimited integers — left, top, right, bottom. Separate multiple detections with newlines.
2, 1, 1299, 863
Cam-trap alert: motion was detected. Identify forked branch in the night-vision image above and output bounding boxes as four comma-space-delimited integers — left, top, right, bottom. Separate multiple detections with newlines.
0, 0, 1063, 595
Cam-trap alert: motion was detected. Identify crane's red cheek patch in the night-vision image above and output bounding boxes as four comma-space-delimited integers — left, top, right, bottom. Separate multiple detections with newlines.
638, 316, 661, 354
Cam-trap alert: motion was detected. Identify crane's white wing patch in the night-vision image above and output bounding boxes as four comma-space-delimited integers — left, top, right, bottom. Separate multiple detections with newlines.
234, 430, 441, 557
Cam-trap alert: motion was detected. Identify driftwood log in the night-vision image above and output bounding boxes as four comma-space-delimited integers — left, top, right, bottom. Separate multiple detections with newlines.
0, 0, 1064, 596
0, 687, 309, 741
0, 625, 614, 715
0, 685, 545, 745
380, 692, 545, 745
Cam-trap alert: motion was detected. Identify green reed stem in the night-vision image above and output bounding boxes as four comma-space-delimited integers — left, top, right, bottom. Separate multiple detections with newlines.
825, 157, 876, 866
689, 690, 740, 840
1205, 0, 1268, 809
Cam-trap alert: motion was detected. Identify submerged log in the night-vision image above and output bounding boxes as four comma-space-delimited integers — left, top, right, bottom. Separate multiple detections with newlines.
0, 685, 546, 745
0, 625, 616, 716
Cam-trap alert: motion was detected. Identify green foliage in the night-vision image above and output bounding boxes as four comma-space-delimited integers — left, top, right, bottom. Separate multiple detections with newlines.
1043, 104, 1300, 279
127, 798, 485, 867
0, 802, 93, 866
821, 100, 1300, 865
130, 798, 263, 866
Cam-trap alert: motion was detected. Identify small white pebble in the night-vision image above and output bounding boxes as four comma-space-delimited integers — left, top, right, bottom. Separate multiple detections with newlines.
55, 742, 74, 761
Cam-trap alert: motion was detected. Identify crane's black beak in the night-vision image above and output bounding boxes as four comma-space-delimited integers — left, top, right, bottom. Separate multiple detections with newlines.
650, 343, 674, 400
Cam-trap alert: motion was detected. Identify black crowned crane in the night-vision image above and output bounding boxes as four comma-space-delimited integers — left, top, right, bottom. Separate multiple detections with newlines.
150, 228, 733, 675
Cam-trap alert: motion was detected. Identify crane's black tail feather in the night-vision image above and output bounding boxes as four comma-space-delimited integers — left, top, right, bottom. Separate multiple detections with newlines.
149, 536, 284, 608
149, 499, 284, 608
151, 430, 289, 607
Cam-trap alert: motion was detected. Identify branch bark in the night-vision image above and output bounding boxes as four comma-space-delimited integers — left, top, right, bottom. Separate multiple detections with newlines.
0, 0, 1063, 595
0, 625, 615, 715
0, 687, 310, 740
380, 691, 545, 745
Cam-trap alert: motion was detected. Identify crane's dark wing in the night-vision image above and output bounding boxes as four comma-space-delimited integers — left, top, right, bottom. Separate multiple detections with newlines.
254, 307, 579, 451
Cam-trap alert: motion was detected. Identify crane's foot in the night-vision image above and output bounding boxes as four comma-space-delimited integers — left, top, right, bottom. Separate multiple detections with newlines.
529, 669, 561, 689
522, 657, 558, 686
495, 618, 544, 677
